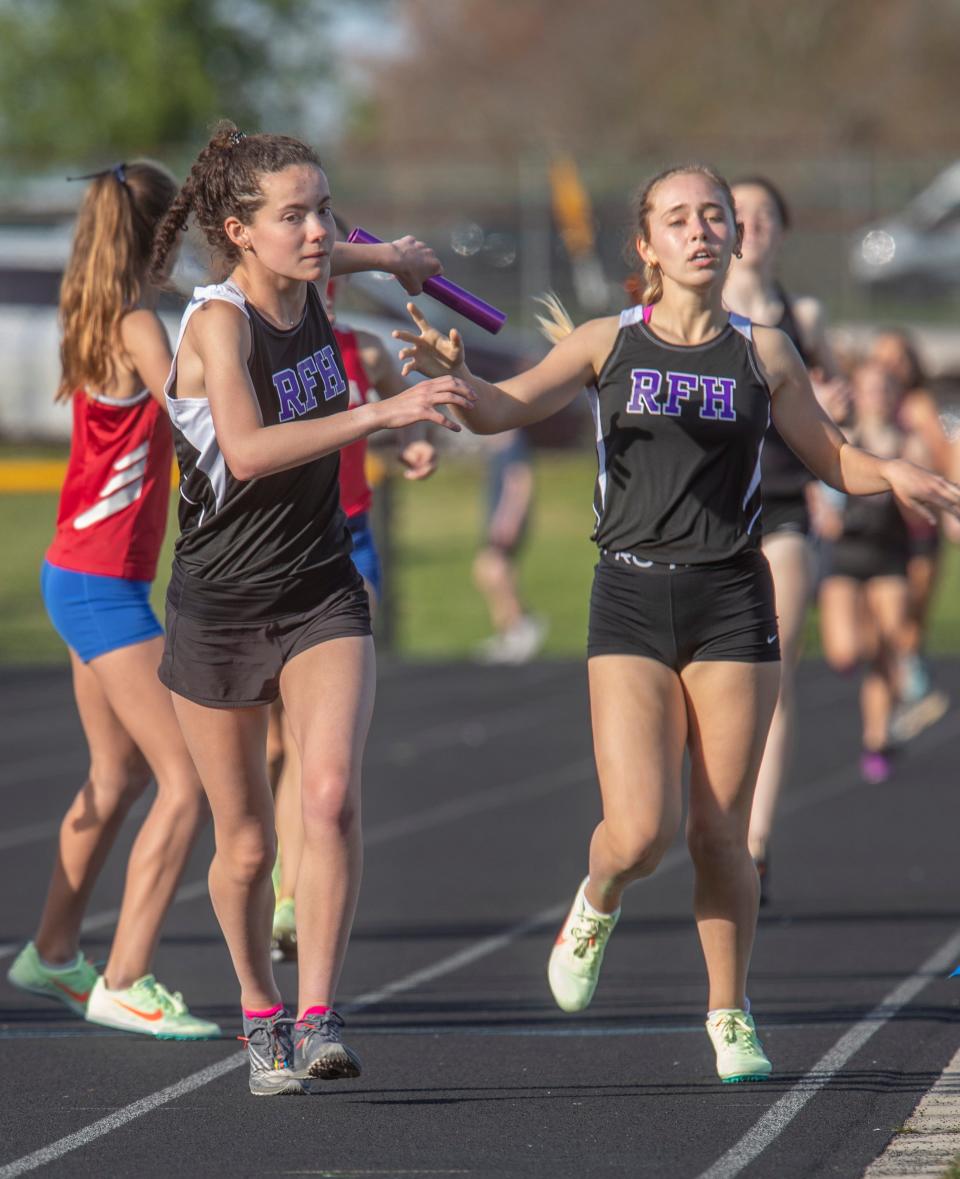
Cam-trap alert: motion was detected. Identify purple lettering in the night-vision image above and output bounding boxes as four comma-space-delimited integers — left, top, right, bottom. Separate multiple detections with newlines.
627, 368, 662, 415
663, 372, 698, 417
699, 375, 737, 421
315, 345, 347, 402
296, 355, 320, 412
273, 368, 305, 422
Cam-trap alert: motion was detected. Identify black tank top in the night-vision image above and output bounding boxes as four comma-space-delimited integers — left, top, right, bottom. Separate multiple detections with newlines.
589, 305, 771, 564
760, 284, 814, 500
164, 281, 352, 615
838, 426, 910, 553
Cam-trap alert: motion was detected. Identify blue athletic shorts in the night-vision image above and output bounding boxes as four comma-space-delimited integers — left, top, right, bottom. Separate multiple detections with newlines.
40, 560, 163, 663
347, 514, 383, 601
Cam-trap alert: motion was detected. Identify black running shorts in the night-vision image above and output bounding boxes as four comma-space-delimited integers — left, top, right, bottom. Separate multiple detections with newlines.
588, 548, 781, 669
821, 538, 909, 583
761, 493, 810, 539
159, 558, 372, 708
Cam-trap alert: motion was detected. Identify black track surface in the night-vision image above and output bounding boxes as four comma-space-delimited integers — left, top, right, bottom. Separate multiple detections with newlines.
1, 659, 959, 1178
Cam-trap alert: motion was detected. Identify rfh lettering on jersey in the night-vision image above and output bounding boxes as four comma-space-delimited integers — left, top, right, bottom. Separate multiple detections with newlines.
627, 369, 737, 421
273, 346, 347, 422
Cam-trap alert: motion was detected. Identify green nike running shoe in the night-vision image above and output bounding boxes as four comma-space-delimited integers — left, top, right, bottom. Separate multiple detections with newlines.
7, 941, 98, 1016
706, 1009, 771, 1083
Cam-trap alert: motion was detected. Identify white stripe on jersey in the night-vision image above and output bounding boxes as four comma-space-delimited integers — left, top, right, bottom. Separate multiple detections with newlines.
73, 443, 150, 530
586, 386, 608, 521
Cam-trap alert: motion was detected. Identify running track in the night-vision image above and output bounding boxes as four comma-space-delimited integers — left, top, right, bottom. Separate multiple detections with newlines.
1, 659, 959, 1178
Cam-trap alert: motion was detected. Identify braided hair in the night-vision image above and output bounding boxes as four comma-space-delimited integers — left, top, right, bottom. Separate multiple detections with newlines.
150, 120, 322, 282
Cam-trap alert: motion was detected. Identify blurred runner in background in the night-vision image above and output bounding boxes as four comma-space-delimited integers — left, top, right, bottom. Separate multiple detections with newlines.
814, 360, 932, 783
869, 329, 951, 740
724, 177, 841, 904
473, 429, 547, 664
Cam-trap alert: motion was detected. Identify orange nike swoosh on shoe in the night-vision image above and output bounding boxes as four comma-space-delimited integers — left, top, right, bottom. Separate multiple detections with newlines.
52, 980, 90, 1004
114, 999, 164, 1022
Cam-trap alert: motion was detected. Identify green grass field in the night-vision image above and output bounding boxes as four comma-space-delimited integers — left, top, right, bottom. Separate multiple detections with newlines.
2, 450, 960, 663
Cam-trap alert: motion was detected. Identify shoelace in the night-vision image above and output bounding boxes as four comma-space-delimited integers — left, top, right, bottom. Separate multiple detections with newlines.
238, 1017, 296, 1069
714, 1012, 759, 1050
136, 976, 187, 1017
569, 915, 609, 960
295, 1010, 344, 1045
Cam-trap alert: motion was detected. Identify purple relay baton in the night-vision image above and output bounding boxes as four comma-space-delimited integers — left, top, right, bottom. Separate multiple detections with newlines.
347, 227, 507, 335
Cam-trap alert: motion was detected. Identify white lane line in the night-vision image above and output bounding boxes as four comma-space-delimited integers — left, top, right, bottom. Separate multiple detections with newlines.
0, 820, 58, 851
0, 1055, 245, 1179
0, 1020, 840, 1042
696, 926, 960, 1179
364, 757, 595, 846
0, 682, 573, 792
0, 901, 566, 1179
0, 757, 594, 961
0, 881, 209, 962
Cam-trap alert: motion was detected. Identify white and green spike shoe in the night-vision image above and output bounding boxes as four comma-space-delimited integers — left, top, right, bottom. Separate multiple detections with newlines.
7, 942, 98, 1016
86, 974, 220, 1039
547, 878, 619, 1013
705, 1009, 771, 1083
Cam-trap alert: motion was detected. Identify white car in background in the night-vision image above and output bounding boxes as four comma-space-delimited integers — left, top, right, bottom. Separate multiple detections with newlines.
850, 161, 960, 292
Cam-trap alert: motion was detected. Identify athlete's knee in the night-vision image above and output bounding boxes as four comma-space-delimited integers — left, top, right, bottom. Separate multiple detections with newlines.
85, 750, 152, 813
605, 820, 677, 878
686, 815, 748, 869
300, 767, 358, 837
215, 822, 276, 886
824, 648, 858, 677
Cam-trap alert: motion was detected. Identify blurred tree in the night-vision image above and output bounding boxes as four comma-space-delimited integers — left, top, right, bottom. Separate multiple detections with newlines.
348, 0, 960, 161
0, 0, 332, 165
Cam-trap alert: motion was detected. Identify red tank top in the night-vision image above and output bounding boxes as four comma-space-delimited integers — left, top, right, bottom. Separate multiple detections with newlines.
336, 327, 373, 518
46, 389, 173, 581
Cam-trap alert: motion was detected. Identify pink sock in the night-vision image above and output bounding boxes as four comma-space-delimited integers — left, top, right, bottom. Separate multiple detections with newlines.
301, 1004, 330, 1018
243, 1002, 283, 1020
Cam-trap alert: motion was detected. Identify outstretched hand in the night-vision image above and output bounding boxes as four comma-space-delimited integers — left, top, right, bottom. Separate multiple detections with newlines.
399, 439, 438, 480
375, 374, 476, 433
393, 303, 465, 379
388, 237, 442, 295
886, 458, 960, 524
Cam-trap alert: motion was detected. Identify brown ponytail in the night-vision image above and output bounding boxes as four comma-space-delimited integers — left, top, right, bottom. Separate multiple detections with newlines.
57, 161, 177, 401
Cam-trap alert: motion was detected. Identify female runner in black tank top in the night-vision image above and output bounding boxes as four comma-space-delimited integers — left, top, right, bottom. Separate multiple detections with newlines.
723, 178, 845, 901
816, 360, 931, 783
395, 165, 960, 1084
148, 123, 476, 1097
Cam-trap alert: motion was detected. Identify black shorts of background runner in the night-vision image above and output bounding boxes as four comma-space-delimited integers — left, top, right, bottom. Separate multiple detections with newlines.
159, 556, 371, 708
588, 548, 780, 668
762, 492, 810, 538
820, 538, 909, 584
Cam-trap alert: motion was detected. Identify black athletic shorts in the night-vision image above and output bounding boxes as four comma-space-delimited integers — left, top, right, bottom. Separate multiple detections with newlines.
821, 538, 909, 583
762, 493, 810, 538
159, 557, 372, 708
907, 527, 941, 561
588, 548, 781, 669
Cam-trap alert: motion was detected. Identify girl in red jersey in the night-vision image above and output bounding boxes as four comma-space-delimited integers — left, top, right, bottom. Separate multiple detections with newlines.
148, 123, 473, 1095
394, 164, 960, 1084
6, 161, 220, 1037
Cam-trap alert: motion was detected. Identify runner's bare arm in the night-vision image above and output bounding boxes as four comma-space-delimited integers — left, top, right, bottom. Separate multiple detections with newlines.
394, 304, 618, 434
186, 301, 476, 480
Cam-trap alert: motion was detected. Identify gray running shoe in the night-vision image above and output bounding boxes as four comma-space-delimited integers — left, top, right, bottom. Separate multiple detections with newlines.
241, 1010, 307, 1096
293, 1010, 361, 1080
